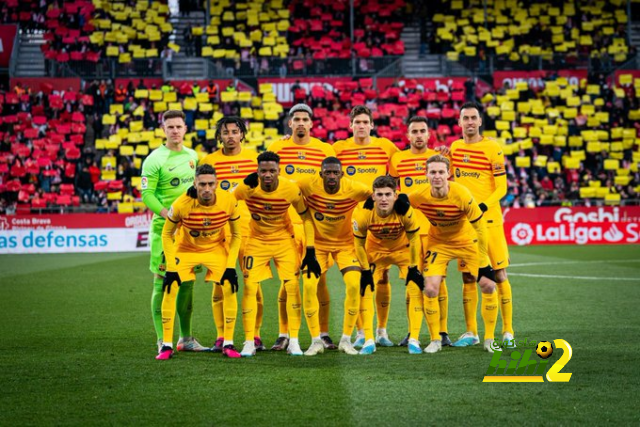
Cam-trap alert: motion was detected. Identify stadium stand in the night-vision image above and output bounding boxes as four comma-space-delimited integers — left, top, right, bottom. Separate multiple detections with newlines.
431, 0, 633, 72
2, 71, 638, 214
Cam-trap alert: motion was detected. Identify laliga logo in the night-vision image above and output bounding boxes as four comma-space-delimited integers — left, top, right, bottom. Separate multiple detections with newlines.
511, 223, 534, 245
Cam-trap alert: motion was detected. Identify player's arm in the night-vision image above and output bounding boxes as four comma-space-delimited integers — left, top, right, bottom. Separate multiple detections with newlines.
293, 192, 315, 247
226, 202, 242, 268
481, 149, 507, 211
388, 155, 401, 188
141, 160, 168, 218
233, 179, 254, 201
466, 197, 490, 267
403, 208, 421, 267
352, 212, 370, 270
161, 204, 181, 272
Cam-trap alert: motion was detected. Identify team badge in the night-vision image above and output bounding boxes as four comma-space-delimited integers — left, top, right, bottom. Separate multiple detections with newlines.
381, 227, 390, 234
264, 203, 272, 211
297, 151, 306, 160
494, 162, 504, 172
326, 203, 335, 210
436, 210, 445, 217
203, 218, 211, 226
231, 165, 240, 173
463, 154, 470, 163
357, 151, 366, 160
189, 160, 195, 169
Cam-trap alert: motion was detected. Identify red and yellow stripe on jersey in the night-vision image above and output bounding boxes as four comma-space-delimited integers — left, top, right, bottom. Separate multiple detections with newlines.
353, 206, 420, 254
408, 182, 483, 246
298, 175, 371, 250
389, 148, 440, 236
268, 137, 336, 182
200, 148, 258, 235
450, 137, 506, 226
333, 137, 399, 187
234, 177, 307, 241
162, 191, 240, 269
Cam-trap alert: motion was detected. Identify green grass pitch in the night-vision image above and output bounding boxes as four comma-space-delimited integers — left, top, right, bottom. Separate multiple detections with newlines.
1, 245, 639, 425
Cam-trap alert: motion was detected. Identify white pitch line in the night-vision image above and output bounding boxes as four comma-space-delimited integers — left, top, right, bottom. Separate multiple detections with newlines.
510, 260, 640, 267
508, 273, 640, 281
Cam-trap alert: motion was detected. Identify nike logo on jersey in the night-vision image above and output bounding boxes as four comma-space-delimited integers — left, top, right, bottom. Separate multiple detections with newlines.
497, 261, 504, 265
168, 166, 178, 171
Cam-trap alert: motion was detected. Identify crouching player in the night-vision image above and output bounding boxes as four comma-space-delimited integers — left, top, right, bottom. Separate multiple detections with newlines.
157, 164, 242, 360
353, 176, 424, 354
409, 155, 498, 353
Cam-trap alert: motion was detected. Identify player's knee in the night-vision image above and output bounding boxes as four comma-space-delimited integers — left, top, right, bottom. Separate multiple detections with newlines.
478, 277, 496, 293
495, 268, 508, 282
424, 278, 440, 298
462, 272, 476, 283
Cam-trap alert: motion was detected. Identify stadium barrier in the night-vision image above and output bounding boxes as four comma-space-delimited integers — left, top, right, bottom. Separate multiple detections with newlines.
1, 207, 639, 254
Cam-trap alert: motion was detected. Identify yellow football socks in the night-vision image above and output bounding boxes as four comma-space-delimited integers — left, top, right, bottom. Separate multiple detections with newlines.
423, 296, 440, 341
481, 291, 499, 340
342, 271, 360, 336
462, 282, 479, 336
439, 279, 449, 333
497, 280, 514, 335
302, 274, 321, 337
359, 286, 375, 342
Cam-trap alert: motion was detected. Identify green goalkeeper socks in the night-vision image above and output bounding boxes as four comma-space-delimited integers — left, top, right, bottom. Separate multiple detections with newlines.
177, 280, 195, 338
151, 278, 164, 341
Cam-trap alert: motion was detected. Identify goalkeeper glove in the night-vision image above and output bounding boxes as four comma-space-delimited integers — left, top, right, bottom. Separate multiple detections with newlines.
300, 247, 321, 278
405, 266, 424, 291
393, 193, 411, 215
477, 265, 496, 283
478, 202, 488, 213
186, 185, 197, 199
243, 172, 259, 189
220, 268, 239, 293
360, 268, 374, 296
363, 196, 374, 210
162, 271, 181, 294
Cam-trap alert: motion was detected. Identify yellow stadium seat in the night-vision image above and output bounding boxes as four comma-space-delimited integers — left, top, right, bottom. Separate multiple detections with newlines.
528, 127, 541, 138
614, 176, 632, 186
579, 187, 596, 198
240, 107, 254, 119
539, 135, 553, 145
534, 155, 548, 167
515, 157, 531, 168
495, 121, 510, 130
604, 159, 619, 170
117, 202, 134, 214
554, 136, 567, 147
605, 194, 621, 205
547, 161, 561, 173
586, 142, 601, 153
563, 157, 581, 169
501, 111, 516, 121
513, 127, 527, 138
135, 145, 149, 156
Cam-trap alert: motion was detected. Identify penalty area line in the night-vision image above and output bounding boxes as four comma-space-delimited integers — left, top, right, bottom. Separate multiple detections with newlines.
510, 260, 640, 267
508, 273, 639, 281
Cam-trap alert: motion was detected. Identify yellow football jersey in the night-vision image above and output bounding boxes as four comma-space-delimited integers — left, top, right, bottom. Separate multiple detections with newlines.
234, 177, 306, 241
166, 191, 240, 253
353, 206, 420, 252
408, 182, 483, 246
333, 136, 399, 187
298, 175, 370, 249
268, 137, 336, 182
200, 148, 257, 235
450, 137, 506, 225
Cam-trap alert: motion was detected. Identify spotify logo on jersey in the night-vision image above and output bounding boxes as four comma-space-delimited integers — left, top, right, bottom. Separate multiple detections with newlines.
404, 177, 413, 187
220, 180, 231, 190
285, 165, 295, 174
346, 166, 356, 176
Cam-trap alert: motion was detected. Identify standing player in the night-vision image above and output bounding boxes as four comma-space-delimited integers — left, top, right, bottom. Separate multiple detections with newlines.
201, 117, 266, 352
353, 176, 424, 354
389, 116, 452, 347
141, 110, 206, 353
333, 105, 399, 348
157, 164, 242, 360
450, 102, 513, 346
297, 157, 371, 356
408, 155, 498, 353
268, 104, 337, 351
234, 151, 317, 357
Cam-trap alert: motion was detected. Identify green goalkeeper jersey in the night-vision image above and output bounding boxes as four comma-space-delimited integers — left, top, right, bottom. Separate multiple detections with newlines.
141, 144, 199, 221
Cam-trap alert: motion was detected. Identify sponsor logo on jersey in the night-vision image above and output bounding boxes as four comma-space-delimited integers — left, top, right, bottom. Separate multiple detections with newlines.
405, 177, 413, 187
251, 213, 261, 221
346, 165, 356, 175
314, 212, 325, 221
170, 178, 180, 187
456, 168, 481, 179
455, 168, 461, 178
285, 164, 295, 174
141, 176, 148, 189
189, 230, 200, 237
220, 180, 231, 190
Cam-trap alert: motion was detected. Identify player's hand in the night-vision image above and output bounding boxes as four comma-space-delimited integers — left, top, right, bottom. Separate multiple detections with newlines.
435, 145, 450, 156
477, 265, 496, 283
220, 268, 239, 293
363, 196, 374, 210
300, 247, 321, 278
360, 269, 374, 296
279, 134, 291, 141
405, 266, 424, 291
478, 202, 488, 213
393, 194, 410, 215
186, 185, 197, 198
162, 271, 181, 294
243, 172, 259, 188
